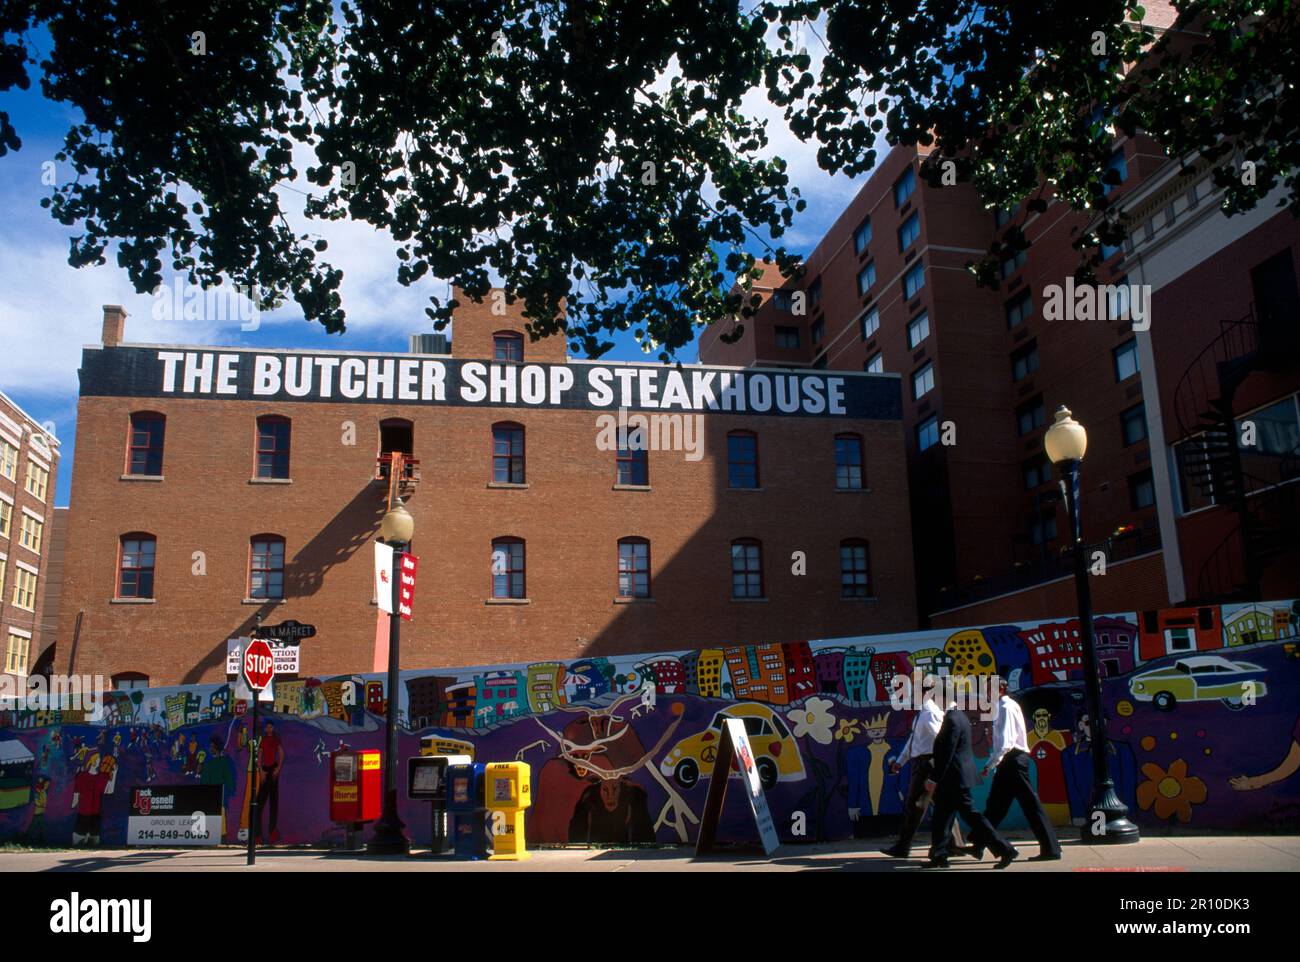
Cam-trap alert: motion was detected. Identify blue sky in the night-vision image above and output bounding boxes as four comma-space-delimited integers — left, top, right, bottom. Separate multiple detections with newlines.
0, 35, 868, 508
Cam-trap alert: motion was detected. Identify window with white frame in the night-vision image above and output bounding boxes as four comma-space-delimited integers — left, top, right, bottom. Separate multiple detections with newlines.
912, 362, 934, 399
907, 311, 930, 348
25, 460, 48, 501
859, 305, 879, 340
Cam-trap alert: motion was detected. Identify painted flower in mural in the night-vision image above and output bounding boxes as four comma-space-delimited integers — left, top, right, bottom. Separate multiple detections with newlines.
834, 718, 862, 743
788, 697, 836, 745
1136, 759, 1208, 823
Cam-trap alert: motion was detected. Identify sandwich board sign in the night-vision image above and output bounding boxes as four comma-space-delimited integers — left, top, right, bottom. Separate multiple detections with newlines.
694, 717, 780, 857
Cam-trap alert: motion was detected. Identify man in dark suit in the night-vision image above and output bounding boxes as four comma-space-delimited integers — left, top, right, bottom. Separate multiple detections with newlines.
924, 700, 1019, 869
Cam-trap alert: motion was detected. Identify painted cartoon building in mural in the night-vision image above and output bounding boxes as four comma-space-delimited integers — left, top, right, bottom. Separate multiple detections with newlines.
2, 600, 1298, 848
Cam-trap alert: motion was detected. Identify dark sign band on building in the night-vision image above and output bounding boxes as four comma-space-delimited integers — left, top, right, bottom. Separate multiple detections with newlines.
78, 347, 903, 420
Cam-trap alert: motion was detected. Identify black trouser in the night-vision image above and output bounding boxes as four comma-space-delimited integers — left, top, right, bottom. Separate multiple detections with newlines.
893, 755, 965, 853
984, 749, 1061, 857
256, 769, 279, 840
929, 785, 1011, 861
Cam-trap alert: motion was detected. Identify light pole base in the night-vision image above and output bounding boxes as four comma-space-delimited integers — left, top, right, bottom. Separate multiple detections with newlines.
1080, 786, 1142, 844
365, 816, 411, 856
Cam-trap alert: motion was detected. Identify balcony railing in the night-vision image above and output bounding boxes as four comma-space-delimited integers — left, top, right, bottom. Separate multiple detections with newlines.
375, 453, 420, 484
934, 521, 1162, 612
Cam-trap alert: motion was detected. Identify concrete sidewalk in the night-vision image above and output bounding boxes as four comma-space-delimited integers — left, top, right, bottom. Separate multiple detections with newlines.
3, 834, 1298, 872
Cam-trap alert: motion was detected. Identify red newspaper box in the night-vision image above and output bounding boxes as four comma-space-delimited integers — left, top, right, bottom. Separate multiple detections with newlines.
330, 749, 382, 823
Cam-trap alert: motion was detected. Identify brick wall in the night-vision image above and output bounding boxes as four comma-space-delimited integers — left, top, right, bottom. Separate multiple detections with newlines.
56, 351, 916, 685
929, 551, 1169, 628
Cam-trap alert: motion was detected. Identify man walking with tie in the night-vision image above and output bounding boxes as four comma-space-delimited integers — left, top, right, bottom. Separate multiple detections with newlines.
925, 696, 1017, 869
980, 678, 1062, 861
880, 680, 968, 858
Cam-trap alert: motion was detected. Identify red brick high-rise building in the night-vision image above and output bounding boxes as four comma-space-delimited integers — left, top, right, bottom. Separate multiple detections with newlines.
701, 139, 1174, 624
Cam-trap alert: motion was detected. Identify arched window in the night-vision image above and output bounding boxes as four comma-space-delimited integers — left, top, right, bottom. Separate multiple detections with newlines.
840, 539, 872, 598
256, 415, 291, 479
492, 422, 525, 484
727, 430, 759, 488
111, 672, 150, 691
249, 535, 286, 600
834, 433, 865, 490
379, 418, 415, 479
731, 539, 764, 599
118, 533, 157, 599
617, 538, 651, 598
127, 412, 165, 475
491, 538, 526, 599
616, 441, 648, 486
493, 331, 524, 362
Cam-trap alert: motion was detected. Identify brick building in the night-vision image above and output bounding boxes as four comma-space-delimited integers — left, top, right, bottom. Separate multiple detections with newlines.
55, 300, 917, 686
700, 140, 1174, 625
0, 389, 61, 684
1116, 154, 1300, 607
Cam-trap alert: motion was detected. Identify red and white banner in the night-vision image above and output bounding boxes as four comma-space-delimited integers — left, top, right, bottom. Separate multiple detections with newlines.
398, 553, 419, 622
374, 541, 395, 614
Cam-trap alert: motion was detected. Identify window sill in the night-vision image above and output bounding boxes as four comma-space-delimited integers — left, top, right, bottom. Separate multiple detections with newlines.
249, 477, 293, 485
242, 598, 286, 606
612, 484, 652, 492
727, 486, 765, 493
834, 487, 872, 494
110, 597, 156, 605
613, 596, 655, 604
731, 597, 770, 603
841, 596, 879, 603
120, 474, 164, 482
486, 482, 529, 490
485, 597, 530, 605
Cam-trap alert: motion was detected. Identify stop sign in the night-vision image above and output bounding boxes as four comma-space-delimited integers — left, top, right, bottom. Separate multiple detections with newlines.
243, 638, 275, 691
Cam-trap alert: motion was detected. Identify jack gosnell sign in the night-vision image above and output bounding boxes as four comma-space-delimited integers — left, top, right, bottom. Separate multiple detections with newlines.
79, 346, 902, 420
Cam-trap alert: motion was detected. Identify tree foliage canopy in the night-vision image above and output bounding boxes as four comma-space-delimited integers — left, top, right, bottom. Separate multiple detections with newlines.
2, 0, 1297, 357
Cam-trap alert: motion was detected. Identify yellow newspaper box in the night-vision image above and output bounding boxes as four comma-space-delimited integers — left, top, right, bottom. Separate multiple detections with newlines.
485, 762, 531, 861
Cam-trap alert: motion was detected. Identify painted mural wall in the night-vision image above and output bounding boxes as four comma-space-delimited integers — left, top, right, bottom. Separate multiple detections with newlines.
2, 599, 1298, 848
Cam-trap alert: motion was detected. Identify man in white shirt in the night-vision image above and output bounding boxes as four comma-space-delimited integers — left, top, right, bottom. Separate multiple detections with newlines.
879, 679, 969, 858
980, 678, 1061, 861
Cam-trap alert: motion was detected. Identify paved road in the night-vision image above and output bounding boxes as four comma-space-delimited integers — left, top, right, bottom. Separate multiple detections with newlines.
4, 834, 1299, 872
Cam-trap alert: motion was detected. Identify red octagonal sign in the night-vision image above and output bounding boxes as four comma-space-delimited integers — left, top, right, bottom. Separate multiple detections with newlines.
243, 638, 275, 691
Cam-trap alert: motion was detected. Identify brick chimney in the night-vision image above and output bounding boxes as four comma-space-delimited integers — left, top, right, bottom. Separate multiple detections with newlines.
102, 305, 127, 346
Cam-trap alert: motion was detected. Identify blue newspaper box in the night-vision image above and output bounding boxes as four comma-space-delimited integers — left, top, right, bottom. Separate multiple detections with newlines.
445, 762, 490, 860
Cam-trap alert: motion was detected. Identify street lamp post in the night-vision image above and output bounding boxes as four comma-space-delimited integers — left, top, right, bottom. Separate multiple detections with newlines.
1044, 406, 1140, 844
366, 497, 414, 856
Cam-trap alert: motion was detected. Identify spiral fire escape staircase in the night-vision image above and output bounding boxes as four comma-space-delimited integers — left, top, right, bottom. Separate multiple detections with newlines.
1173, 300, 1300, 602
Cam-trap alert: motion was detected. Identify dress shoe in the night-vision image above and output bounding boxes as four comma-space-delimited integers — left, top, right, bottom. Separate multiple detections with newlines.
1029, 852, 1062, 862
995, 846, 1020, 869
879, 845, 909, 858
922, 857, 951, 869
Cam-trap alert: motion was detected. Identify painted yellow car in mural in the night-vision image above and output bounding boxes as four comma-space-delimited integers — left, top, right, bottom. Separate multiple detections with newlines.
1129, 656, 1268, 712
660, 704, 804, 790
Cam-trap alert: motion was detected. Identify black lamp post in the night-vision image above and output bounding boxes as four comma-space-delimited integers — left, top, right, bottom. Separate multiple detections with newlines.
366, 498, 414, 856
1045, 406, 1140, 844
